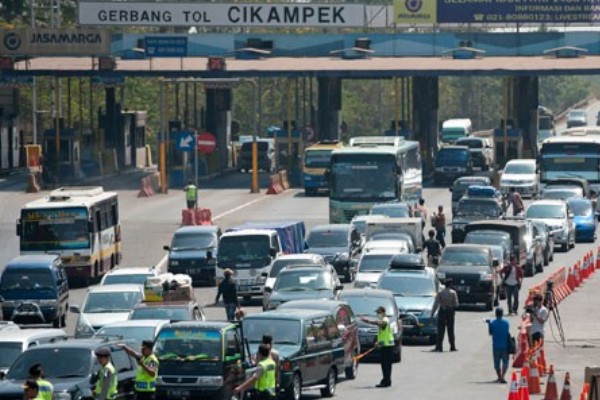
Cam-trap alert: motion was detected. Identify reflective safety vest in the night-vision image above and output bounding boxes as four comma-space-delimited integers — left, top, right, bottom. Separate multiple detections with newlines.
255, 358, 276, 393
185, 185, 198, 201
95, 362, 118, 399
377, 316, 394, 347
36, 379, 53, 400
135, 354, 159, 392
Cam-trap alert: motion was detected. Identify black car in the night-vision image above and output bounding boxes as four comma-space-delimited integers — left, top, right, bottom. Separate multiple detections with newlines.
304, 224, 362, 282
450, 176, 492, 216
451, 198, 505, 243
0, 338, 138, 400
434, 146, 474, 186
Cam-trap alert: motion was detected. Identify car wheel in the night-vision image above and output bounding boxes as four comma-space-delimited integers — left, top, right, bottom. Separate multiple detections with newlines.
345, 354, 358, 379
561, 242, 568, 252
52, 316, 60, 328
285, 373, 301, 400
543, 250, 550, 266
60, 308, 67, 327
485, 297, 493, 311
320, 368, 336, 398
304, 188, 312, 197
524, 263, 534, 277
536, 258, 544, 273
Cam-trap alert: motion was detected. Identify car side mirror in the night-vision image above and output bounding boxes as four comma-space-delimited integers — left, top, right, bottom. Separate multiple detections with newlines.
88, 221, 95, 233
69, 305, 81, 314
226, 347, 238, 357
264, 287, 272, 293
16, 220, 22, 237
163, 245, 170, 251
269, 248, 277, 258
449, 188, 453, 192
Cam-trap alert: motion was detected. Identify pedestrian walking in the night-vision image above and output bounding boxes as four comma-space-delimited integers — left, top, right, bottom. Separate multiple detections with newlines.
487, 307, 510, 383
431, 205, 447, 248
93, 347, 118, 400
507, 187, 524, 217
360, 306, 394, 387
528, 293, 549, 345
28, 364, 53, 400
214, 269, 240, 321
22, 380, 41, 400
431, 278, 459, 352
501, 255, 523, 315
415, 198, 427, 228
424, 229, 441, 268
184, 180, 198, 209
234, 344, 277, 400
119, 341, 159, 400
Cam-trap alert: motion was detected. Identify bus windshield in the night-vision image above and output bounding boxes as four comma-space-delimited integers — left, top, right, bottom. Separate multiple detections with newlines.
541, 156, 600, 181
331, 154, 397, 201
304, 149, 333, 169
218, 235, 270, 263
20, 207, 89, 251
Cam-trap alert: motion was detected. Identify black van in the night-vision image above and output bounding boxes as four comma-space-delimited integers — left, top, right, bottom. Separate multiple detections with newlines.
434, 146, 474, 185
237, 140, 275, 173
464, 220, 528, 271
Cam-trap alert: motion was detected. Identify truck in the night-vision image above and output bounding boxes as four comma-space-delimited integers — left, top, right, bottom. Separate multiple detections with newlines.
364, 217, 423, 252
217, 220, 306, 302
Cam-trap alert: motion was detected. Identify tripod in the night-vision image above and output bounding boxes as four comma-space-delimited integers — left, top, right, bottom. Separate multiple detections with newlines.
544, 281, 566, 347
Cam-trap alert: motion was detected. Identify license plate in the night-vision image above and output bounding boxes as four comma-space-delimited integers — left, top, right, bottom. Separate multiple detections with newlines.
456, 285, 470, 293
167, 390, 190, 397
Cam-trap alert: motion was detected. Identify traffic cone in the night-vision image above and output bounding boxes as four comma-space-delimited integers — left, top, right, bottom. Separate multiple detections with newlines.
596, 246, 600, 271
580, 383, 589, 400
513, 327, 530, 368
539, 345, 548, 376
535, 347, 545, 377
544, 365, 559, 400
574, 263, 581, 287
520, 363, 531, 400
529, 355, 542, 394
561, 372, 573, 400
508, 372, 520, 400
568, 267, 577, 291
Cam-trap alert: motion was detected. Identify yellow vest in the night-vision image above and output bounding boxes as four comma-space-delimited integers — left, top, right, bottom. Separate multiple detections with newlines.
36, 379, 53, 400
135, 354, 159, 392
185, 185, 197, 201
377, 316, 394, 347
255, 358, 276, 393
95, 362, 118, 399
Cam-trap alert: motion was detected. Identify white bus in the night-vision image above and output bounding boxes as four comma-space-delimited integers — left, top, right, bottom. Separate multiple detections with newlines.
17, 187, 122, 285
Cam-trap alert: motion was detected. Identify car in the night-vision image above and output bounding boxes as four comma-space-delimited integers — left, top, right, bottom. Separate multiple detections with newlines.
541, 187, 584, 201
377, 254, 440, 344
71, 284, 145, 337
163, 225, 221, 286
568, 198, 597, 242
263, 254, 328, 310
354, 249, 401, 289
0, 337, 138, 400
464, 220, 528, 271
450, 176, 492, 216
339, 289, 403, 362
500, 159, 539, 198
304, 224, 362, 282
129, 301, 205, 322
525, 200, 576, 252
511, 217, 545, 275
370, 202, 413, 218
0, 328, 66, 375
530, 220, 555, 266
263, 265, 343, 310
100, 267, 159, 286
369, 232, 416, 253
237, 139, 275, 173
0, 321, 19, 332
464, 230, 512, 266
94, 319, 169, 348
436, 244, 500, 311
278, 299, 360, 379
455, 136, 494, 171
566, 109, 588, 128
0, 255, 69, 328
243, 309, 345, 400
451, 197, 505, 243
434, 146, 474, 185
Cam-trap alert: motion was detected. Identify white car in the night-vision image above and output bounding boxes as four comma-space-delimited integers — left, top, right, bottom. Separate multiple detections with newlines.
0, 328, 66, 374
94, 319, 168, 347
500, 159, 539, 198
71, 284, 145, 338
525, 199, 576, 252
100, 267, 159, 286
354, 249, 402, 289
362, 239, 410, 254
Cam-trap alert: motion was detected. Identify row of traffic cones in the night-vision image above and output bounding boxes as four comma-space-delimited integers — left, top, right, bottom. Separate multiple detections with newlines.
508, 365, 574, 400
567, 249, 598, 292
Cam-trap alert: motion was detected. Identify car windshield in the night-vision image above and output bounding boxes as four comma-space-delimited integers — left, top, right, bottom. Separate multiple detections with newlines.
441, 128, 466, 142
218, 235, 270, 263
340, 295, 394, 317
504, 163, 535, 174
103, 273, 153, 286
7, 348, 91, 379
0, 269, 54, 291
437, 150, 469, 165
94, 326, 156, 347
304, 149, 333, 169
378, 275, 436, 297
359, 254, 395, 272
270, 259, 320, 277
456, 201, 499, 217
0, 343, 22, 369
370, 205, 410, 218
130, 307, 190, 321
457, 139, 483, 149
275, 270, 333, 291
243, 319, 301, 345
542, 188, 583, 200
464, 234, 508, 248
20, 207, 90, 251
155, 328, 221, 361
306, 230, 348, 248
525, 204, 565, 219
569, 201, 593, 216
83, 291, 142, 313
440, 249, 489, 266
171, 233, 216, 251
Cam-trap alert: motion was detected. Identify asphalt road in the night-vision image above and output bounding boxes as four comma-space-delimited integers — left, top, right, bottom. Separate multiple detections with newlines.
1, 169, 599, 400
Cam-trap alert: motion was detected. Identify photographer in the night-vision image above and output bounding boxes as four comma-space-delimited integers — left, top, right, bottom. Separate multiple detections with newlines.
528, 293, 549, 345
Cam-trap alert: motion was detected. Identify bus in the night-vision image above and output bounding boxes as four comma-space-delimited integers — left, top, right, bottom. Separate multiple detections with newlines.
302, 140, 344, 196
17, 186, 121, 284
329, 137, 422, 223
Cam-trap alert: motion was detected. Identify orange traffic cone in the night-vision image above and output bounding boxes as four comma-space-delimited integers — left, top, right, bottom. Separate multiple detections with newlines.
535, 347, 546, 377
539, 346, 548, 376
513, 326, 530, 368
508, 372, 520, 400
520, 364, 531, 400
561, 372, 573, 400
545, 365, 559, 400
596, 247, 600, 271
580, 382, 589, 400
529, 355, 542, 394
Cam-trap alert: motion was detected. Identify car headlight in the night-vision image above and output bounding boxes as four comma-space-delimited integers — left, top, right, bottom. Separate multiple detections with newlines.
170, 260, 179, 266
256, 275, 266, 285
479, 272, 493, 282
198, 376, 223, 386
436, 272, 446, 280
2, 300, 15, 307
54, 392, 72, 400
75, 318, 95, 337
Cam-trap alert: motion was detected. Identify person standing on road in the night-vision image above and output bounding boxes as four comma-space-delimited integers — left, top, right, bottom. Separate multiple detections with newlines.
256, 334, 280, 386
214, 269, 240, 321
93, 347, 118, 400
415, 198, 427, 227
502, 255, 523, 315
431, 278, 459, 352
184, 180, 198, 209
361, 306, 394, 388
529, 293, 549, 345
28, 364, 53, 400
487, 307, 510, 383
424, 229, 442, 268
507, 188, 524, 216
234, 344, 277, 400
431, 205, 447, 248
119, 341, 159, 400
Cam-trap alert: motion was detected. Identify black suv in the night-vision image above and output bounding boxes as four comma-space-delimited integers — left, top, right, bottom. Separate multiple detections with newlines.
0, 338, 138, 400
451, 198, 505, 243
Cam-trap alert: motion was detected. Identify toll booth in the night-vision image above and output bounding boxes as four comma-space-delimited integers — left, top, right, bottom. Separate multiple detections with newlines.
267, 123, 304, 186
493, 126, 523, 169
41, 126, 82, 183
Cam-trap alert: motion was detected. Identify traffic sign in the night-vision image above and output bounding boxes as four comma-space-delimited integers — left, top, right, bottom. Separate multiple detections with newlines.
145, 36, 187, 57
197, 132, 217, 154
176, 131, 195, 151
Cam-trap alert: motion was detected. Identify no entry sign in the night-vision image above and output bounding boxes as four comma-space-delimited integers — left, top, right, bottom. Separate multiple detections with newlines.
197, 132, 217, 154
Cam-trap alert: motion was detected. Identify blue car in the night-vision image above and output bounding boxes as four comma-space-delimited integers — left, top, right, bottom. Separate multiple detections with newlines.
569, 198, 597, 242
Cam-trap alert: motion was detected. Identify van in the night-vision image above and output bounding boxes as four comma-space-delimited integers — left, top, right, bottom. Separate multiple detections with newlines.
464, 221, 528, 271
302, 140, 344, 196
237, 139, 275, 173
0, 328, 66, 375
440, 119, 473, 145
0, 255, 69, 328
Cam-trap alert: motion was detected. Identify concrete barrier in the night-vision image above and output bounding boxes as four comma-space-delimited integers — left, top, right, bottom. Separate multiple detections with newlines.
279, 170, 290, 190
137, 176, 155, 197
267, 173, 285, 194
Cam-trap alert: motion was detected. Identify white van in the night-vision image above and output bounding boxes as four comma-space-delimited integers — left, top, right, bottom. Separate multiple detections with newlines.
0, 328, 66, 374
440, 119, 473, 145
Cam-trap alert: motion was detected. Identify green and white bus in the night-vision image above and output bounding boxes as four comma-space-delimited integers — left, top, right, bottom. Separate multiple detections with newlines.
329, 137, 422, 223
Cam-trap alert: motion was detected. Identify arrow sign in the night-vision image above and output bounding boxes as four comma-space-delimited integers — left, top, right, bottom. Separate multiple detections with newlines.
176, 131, 195, 151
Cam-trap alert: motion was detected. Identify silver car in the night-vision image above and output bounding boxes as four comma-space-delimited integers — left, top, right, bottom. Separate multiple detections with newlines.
525, 200, 575, 252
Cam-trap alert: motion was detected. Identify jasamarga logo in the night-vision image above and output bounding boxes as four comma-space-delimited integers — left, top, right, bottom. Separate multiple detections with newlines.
30, 32, 103, 44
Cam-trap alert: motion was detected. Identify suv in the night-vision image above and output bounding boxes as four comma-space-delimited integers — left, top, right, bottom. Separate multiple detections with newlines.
434, 146, 473, 185
451, 198, 505, 243
0, 328, 66, 375
243, 309, 345, 400
450, 176, 492, 216
0, 338, 138, 399
0, 255, 69, 328
455, 136, 494, 171
237, 139, 275, 173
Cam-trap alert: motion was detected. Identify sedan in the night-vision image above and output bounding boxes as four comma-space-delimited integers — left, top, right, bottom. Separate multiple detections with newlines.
499, 159, 538, 198
566, 109, 588, 128
525, 200, 575, 252
568, 198, 597, 242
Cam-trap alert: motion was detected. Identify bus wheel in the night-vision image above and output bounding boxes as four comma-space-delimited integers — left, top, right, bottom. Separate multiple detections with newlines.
110, 255, 115, 270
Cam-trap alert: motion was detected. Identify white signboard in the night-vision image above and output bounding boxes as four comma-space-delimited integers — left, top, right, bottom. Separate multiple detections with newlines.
78, 2, 366, 27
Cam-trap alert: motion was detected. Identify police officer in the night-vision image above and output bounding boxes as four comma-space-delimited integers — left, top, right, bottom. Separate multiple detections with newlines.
234, 344, 276, 400
23, 380, 41, 400
431, 278, 459, 352
184, 180, 198, 209
28, 364, 53, 400
361, 306, 394, 388
119, 341, 159, 400
94, 347, 118, 400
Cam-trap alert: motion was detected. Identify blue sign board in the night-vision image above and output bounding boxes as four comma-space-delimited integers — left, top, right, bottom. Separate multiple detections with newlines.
92, 76, 125, 86
176, 131, 195, 151
145, 36, 188, 57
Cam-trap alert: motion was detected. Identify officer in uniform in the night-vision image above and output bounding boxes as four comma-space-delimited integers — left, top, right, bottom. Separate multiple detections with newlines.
361, 306, 395, 388
184, 180, 198, 209
28, 364, 53, 400
94, 347, 118, 400
119, 341, 159, 400
234, 344, 276, 400
23, 380, 42, 400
